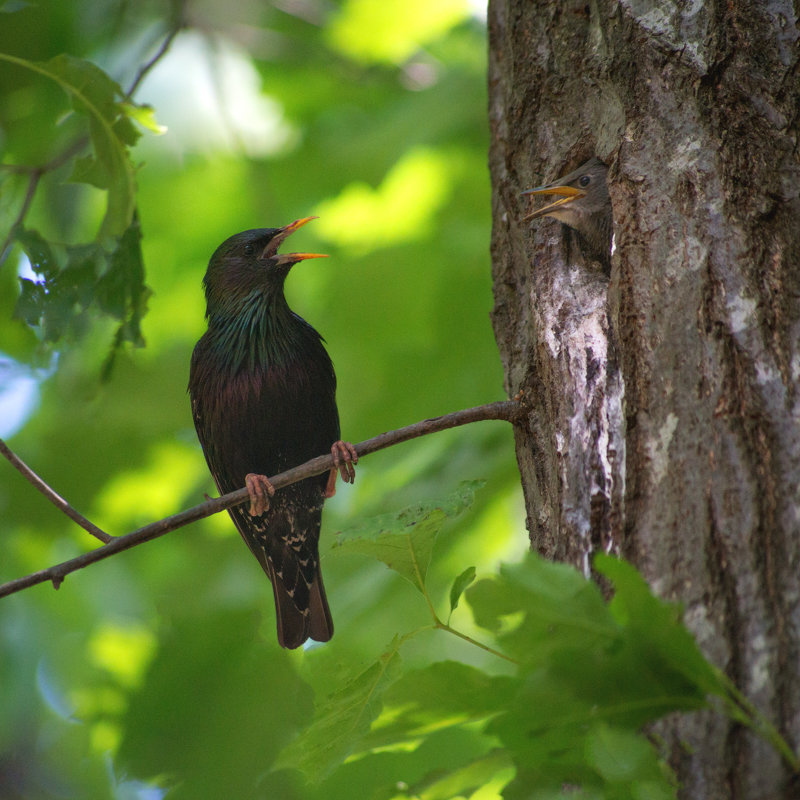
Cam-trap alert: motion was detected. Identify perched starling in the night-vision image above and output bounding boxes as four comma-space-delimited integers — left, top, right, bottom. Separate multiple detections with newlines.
522, 157, 612, 266
189, 217, 356, 649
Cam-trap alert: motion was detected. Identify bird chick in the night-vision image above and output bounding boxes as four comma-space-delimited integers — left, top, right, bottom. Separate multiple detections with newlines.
189, 217, 356, 649
522, 157, 612, 266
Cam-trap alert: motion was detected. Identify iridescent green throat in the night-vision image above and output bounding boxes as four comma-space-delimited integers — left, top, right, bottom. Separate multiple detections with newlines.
206, 287, 312, 376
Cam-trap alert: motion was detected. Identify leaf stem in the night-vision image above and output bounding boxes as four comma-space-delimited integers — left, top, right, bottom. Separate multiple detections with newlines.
434, 619, 519, 665
714, 667, 800, 772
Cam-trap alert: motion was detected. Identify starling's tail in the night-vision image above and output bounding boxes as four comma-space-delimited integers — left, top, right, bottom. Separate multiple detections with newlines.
229, 492, 333, 649
266, 558, 333, 649
307, 572, 334, 644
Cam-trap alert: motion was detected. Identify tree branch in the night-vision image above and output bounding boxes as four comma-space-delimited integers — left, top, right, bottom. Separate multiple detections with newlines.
0, 401, 521, 599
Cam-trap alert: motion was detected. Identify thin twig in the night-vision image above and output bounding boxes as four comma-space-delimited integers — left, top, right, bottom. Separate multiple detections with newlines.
0, 439, 111, 543
125, 12, 184, 98
0, 137, 90, 268
0, 171, 40, 267
0, 401, 520, 599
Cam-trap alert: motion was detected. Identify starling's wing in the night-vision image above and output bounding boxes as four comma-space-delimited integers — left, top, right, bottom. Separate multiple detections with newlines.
189, 327, 339, 648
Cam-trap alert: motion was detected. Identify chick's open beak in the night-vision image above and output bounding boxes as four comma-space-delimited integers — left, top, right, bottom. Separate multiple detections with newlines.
521, 185, 585, 221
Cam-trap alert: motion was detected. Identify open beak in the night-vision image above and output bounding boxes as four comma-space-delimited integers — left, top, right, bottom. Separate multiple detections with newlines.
521, 184, 585, 221
261, 216, 328, 261
273, 252, 328, 265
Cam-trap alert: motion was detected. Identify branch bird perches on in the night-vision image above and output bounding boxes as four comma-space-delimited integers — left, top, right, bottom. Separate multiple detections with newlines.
0, 400, 521, 600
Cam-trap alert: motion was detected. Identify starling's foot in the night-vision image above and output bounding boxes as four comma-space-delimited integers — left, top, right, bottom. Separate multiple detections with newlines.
245, 473, 275, 516
325, 440, 358, 497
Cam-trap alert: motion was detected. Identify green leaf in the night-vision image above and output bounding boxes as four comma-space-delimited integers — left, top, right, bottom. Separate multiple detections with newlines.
41, 54, 138, 239
410, 750, 513, 800
585, 724, 664, 785
0, 52, 138, 238
11, 221, 149, 355
121, 101, 167, 135
13, 278, 45, 327
466, 552, 617, 660
70, 154, 110, 189
16, 228, 58, 280
371, 660, 517, 747
448, 565, 476, 616
595, 555, 726, 700
275, 637, 404, 781
333, 480, 483, 593
463, 554, 717, 796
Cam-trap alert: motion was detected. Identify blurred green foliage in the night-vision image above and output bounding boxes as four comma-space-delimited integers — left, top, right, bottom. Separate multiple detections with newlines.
0, 2, 781, 799
0, 1, 521, 796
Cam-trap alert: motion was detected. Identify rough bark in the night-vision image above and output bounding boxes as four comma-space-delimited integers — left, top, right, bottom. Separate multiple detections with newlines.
487, 1, 800, 797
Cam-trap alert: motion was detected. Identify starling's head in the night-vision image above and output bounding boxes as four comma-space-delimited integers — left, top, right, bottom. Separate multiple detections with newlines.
203, 217, 326, 312
522, 158, 611, 253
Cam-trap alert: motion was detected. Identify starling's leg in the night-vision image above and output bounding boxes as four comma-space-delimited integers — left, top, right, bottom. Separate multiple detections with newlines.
245, 473, 275, 516
325, 440, 358, 498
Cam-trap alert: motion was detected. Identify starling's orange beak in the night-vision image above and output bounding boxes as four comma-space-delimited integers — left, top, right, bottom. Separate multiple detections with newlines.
281, 216, 317, 235
287, 253, 328, 261
261, 216, 328, 261
521, 184, 585, 221
273, 252, 329, 266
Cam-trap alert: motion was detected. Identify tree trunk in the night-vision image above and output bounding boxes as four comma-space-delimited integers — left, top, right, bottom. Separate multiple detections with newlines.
487, 1, 800, 797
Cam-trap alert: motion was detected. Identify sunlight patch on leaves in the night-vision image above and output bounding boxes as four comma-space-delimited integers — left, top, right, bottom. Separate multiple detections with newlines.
88, 622, 157, 691
409, 750, 513, 800
327, 0, 470, 64
94, 442, 205, 530
369, 660, 515, 745
313, 148, 451, 255
333, 480, 483, 593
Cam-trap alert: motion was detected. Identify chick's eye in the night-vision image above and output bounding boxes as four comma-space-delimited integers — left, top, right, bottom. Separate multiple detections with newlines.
578, 175, 591, 188
243, 243, 255, 256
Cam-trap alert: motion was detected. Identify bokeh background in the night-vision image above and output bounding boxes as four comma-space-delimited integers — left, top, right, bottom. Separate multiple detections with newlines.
0, 1, 526, 797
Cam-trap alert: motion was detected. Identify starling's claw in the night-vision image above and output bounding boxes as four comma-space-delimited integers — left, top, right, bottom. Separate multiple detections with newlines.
245, 473, 275, 516
333, 440, 358, 483
325, 440, 357, 497
325, 469, 338, 498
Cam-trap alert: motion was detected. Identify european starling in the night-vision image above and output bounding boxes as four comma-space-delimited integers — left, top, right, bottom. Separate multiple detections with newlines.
188, 217, 357, 649
522, 157, 612, 266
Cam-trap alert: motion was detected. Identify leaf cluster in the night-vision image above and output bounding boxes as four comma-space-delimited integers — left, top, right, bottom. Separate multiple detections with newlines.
0, 50, 158, 360
252, 484, 741, 800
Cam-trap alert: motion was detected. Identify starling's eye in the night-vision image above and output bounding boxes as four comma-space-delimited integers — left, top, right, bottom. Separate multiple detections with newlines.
244, 243, 255, 256
578, 175, 591, 188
